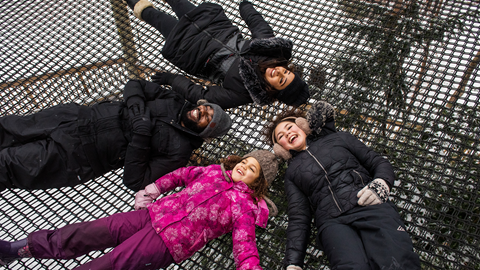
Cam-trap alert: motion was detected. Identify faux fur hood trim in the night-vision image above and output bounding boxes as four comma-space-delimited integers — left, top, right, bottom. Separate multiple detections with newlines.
238, 37, 294, 106
306, 101, 336, 136
238, 58, 275, 105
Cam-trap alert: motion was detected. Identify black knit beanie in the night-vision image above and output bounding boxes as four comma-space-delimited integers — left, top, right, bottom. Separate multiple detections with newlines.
276, 72, 310, 106
197, 101, 232, 139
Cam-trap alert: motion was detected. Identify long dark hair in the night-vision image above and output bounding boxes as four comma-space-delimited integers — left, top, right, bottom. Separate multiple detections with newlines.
221, 155, 268, 202
255, 58, 296, 96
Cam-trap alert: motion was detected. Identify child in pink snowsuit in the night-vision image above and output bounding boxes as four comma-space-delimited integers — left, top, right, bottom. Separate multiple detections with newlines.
0, 150, 279, 270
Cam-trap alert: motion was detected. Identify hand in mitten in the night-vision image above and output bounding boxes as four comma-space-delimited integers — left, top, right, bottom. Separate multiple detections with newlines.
129, 106, 152, 136
151, 72, 177, 85
126, 95, 145, 113
357, 178, 390, 206
144, 182, 161, 198
286, 265, 302, 270
134, 183, 161, 210
134, 190, 151, 210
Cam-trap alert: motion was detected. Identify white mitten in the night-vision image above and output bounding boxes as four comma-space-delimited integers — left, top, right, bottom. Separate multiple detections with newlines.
286, 265, 303, 270
144, 182, 161, 198
134, 183, 161, 210
357, 178, 390, 206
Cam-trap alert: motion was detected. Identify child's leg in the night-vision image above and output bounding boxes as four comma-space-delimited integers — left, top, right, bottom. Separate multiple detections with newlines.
28, 210, 151, 259
320, 224, 371, 270
74, 225, 174, 270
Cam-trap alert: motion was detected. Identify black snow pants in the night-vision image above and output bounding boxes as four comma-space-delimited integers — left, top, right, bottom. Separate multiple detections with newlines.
318, 202, 421, 270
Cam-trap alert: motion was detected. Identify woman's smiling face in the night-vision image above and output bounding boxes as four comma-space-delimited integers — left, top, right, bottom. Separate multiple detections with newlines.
265, 66, 295, 90
274, 121, 307, 151
231, 157, 261, 186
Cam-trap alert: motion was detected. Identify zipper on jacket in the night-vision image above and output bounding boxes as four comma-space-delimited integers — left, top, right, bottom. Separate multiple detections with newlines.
306, 149, 343, 212
353, 170, 365, 186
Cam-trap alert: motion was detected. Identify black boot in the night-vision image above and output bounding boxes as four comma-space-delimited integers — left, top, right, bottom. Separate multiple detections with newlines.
0, 239, 28, 266
124, 0, 140, 10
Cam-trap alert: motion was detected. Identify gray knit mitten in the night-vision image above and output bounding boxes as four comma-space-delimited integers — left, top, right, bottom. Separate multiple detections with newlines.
357, 178, 390, 206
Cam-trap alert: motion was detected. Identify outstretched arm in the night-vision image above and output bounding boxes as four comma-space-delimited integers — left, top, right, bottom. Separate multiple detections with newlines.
232, 210, 263, 270
284, 174, 312, 269
134, 165, 209, 209
124, 79, 179, 101
239, 1, 275, 39
169, 74, 253, 109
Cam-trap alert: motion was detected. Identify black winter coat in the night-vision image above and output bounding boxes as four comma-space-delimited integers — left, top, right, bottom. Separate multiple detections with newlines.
0, 80, 202, 192
283, 103, 396, 267
120, 80, 204, 191
162, 2, 293, 109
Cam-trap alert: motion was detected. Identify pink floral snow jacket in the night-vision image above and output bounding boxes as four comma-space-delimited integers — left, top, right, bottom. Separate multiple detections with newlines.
147, 164, 269, 269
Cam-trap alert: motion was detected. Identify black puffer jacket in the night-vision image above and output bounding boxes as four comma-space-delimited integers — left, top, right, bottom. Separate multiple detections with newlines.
0, 81, 202, 192
162, 1, 293, 109
119, 80, 204, 191
283, 102, 395, 268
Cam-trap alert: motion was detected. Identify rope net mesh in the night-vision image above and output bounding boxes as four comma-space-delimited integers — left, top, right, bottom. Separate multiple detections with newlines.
0, 0, 479, 269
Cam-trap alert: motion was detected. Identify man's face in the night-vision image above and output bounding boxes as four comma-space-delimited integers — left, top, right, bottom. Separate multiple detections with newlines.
181, 105, 214, 133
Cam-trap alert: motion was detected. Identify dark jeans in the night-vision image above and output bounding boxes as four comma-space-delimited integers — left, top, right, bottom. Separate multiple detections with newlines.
28, 210, 174, 270
142, 0, 196, 37
319, 202, 421, 270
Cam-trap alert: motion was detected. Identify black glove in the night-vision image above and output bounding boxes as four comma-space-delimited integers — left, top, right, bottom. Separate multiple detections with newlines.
129, 106, 152, 136
151, 72, 177, 85
126, 95, 145, 113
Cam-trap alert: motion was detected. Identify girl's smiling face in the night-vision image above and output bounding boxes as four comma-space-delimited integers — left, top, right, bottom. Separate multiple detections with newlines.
265, 66, 295, 90
231, 157, 261, 186
274, 121, 307, 151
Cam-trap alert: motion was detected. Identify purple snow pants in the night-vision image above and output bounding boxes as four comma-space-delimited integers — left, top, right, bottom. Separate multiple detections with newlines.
27, 210, 174, 270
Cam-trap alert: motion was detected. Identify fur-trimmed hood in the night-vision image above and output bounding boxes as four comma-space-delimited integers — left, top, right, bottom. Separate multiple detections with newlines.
238, 37, 293, 106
